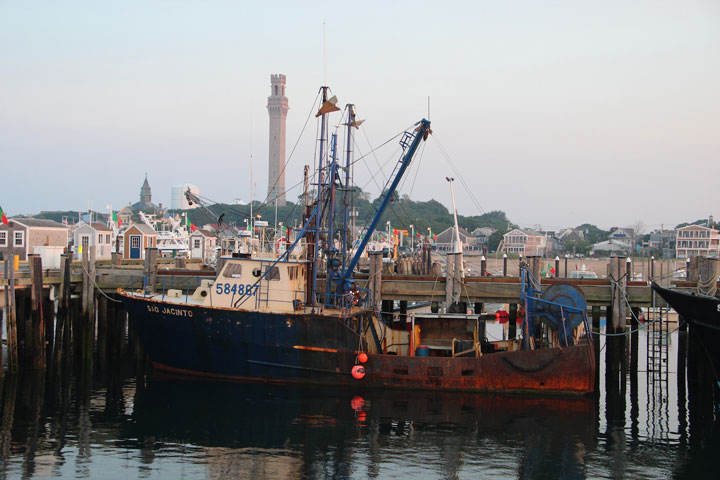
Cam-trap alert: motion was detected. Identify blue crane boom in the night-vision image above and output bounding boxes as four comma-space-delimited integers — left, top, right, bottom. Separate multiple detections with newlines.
339, 119, 431, 288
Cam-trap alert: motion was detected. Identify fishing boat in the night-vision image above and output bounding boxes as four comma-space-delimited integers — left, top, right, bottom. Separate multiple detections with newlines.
118, 87, 595, 395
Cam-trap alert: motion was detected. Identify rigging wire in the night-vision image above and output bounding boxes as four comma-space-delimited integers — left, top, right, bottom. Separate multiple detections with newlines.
431, 132, 486, 216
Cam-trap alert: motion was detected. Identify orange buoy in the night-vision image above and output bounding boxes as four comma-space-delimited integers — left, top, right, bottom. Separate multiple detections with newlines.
351, 365, 366, 379
350, 396, 365, 410
358, 352, 368, 363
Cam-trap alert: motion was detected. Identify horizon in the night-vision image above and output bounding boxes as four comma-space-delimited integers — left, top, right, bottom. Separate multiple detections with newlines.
2, 1, 718, 231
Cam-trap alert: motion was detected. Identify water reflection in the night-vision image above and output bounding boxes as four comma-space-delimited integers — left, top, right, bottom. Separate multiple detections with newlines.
0, 305, 719, 479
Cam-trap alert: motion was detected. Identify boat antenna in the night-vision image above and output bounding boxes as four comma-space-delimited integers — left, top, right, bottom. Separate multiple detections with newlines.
323, 22, 327, 86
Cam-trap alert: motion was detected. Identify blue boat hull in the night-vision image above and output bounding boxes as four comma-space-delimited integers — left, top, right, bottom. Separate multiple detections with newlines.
122, 294, 363, 385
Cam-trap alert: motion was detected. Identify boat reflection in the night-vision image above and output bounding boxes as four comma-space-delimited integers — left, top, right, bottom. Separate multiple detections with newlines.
128, 377, 597, 479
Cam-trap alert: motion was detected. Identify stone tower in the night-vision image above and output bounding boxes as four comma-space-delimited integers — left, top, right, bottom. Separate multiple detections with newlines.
140, 174, 152, 204
267, 74, 289, 206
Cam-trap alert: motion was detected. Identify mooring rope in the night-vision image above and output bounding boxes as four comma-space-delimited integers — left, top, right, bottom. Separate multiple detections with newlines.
78, 261, 123, 303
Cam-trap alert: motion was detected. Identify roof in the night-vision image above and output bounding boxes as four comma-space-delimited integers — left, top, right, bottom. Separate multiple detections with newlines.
471, 227, 495, 237
190, 229, 215, 238
75, 222, 112, 232
9, 218, 68, 229
435, 226, 473, 243
124, 223, 157, 235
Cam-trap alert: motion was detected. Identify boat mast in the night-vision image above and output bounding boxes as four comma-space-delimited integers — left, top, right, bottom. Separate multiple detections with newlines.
342, 105, 354, 272
311, 86, 330, 307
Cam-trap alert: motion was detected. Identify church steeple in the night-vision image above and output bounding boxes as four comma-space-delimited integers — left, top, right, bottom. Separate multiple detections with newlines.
140, 173, 152, 204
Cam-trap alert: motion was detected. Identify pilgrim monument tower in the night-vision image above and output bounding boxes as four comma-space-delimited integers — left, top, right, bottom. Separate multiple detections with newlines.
267, 74, 288, 206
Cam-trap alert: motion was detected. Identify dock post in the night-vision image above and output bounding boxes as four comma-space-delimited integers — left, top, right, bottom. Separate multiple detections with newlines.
5, 258, 18, 373
564, 255, 568, 278
445, 253, 455, 311
609, 256, 627, 334
502, 254, 507, 276
81, 248, 89, 316
480, 255, 486, 276
453, 252, 464, 312
368, 252, 383, 314
28, 254, 46, 369
591, 305, 601, 331
88, 246, 96, 322
474, 302, 483, 314
528, 256, 542, 281
399, 300, 408, 329
175, 256, 186, 269
111, 252, 121, 267
144, 247, 159, 293
555, 256, 560, 278
508, 303, 517, 339
59, 253, 72, 312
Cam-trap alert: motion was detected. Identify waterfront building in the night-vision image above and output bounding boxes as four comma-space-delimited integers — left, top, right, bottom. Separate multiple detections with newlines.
502, 229, 547, 256
675, 225, 720, 258
71, 222, 114, 260
189, 229, 217, 263
119, 223, 158, 260
0, 218, 69, 267
267, 74, 289, 206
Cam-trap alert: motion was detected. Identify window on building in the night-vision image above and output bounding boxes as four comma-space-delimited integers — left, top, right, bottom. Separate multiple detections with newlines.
98, 233, 104, 244
0, 231, 6, 247
131, 236, 140, 249
81, 235, 90, 247
106, 234, 111, 244
14, 231, 24, 247
193, 239, 201, 249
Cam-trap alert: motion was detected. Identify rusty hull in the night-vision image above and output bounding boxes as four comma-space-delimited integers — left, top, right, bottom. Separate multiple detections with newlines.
361, 342, 595, 395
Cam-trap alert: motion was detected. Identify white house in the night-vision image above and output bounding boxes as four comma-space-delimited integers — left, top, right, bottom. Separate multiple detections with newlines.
72, 222, 114, 260
189, 229, 217, 263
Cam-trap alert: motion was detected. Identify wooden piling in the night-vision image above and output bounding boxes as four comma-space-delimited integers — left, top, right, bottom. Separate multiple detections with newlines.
175, 256, 187, 269
609, 257, 627, 334
502, 255, 507, 277
508, 303, 517, 339
88, 246, 96, 321
368, 252, 382, 313
28, 254, 46, 369
59, 253, 71, 311
144, 247, 159, 293
111, 251, 121, 267
5, 258, 18, 373
453, 252, 464, 311
399, 300, 408, 328
445, 253, 455, 310
480, 256, 487, 276
81, 248, 89, 316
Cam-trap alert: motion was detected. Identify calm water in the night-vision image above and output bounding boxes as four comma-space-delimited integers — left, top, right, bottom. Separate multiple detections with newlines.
1, 307, 719, 480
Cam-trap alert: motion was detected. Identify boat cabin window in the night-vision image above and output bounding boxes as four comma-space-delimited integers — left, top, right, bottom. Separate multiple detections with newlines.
266, 266, 281, 281
288, 266, 298, 280
222, 263, 243, 278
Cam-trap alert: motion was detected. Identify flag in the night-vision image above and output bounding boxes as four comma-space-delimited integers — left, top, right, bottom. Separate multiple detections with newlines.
433, 234, 437, 241
186, 215, 197, 232
111, 210, 121, 226
416, 232, 421, 238
392, 228, 398, 235
0, 205, 8, 226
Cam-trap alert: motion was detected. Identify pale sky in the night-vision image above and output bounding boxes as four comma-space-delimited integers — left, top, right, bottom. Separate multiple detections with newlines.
1, 1, 718, 231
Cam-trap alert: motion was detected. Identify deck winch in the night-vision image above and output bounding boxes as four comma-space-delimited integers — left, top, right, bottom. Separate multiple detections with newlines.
522, 269, 589, 348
